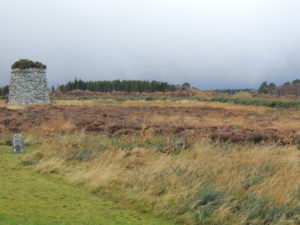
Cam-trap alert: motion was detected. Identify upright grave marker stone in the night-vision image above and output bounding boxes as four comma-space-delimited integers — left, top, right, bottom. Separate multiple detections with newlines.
13, 134, 24, 153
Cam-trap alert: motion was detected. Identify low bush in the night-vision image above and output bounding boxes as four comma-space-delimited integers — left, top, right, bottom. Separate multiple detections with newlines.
233, 91, 253, 100
11, 59, 46, 69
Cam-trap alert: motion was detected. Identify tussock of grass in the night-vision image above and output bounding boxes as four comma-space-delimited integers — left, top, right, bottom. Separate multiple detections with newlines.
24, 133, 300, 224
0, 98, 5, 105
0, 135, 12, 145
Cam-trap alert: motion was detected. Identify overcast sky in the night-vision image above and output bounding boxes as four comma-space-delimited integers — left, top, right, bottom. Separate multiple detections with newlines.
1, 0, 300, 89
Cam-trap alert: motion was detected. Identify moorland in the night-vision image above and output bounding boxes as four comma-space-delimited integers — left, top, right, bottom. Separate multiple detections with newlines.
1, 92, 300, 224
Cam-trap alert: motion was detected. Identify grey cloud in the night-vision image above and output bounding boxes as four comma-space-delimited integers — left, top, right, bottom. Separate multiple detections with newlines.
1, 0, 300, 89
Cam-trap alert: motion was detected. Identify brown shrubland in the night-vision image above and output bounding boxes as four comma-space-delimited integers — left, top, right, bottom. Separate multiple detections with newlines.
2, 97, 300, 224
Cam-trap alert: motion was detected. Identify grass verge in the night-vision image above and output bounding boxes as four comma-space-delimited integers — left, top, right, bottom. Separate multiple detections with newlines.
0, 144, 176, 225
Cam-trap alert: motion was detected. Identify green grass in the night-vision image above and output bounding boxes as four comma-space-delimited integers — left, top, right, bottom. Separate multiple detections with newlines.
0, 145, 176, 225
51, 96, 169, 102
192, 96, 300, 108
51, 95, 300, 109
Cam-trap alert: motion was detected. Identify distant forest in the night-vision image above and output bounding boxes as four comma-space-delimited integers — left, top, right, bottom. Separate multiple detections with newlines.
3, 78, 300, 97
258, 80, 300, 96
58, 79, 177, 93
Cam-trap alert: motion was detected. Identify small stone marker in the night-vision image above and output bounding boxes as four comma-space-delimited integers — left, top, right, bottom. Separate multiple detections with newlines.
13, 134, 24, 153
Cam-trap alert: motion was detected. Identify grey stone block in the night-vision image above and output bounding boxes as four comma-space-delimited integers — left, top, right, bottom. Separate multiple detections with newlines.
8, 68, 50, 104
13, 134, 24, 153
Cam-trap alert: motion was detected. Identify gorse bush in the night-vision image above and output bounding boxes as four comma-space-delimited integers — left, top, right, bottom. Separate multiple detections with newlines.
11, 59, 46, 69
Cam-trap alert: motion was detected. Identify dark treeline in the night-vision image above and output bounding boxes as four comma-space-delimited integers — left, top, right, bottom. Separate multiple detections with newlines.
59, 79, 177, 93
215, 89, 254, 94
258, 80, 300, 96
0, 85, 9, 96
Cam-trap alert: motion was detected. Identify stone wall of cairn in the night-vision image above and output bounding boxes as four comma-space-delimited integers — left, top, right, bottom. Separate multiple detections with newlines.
8, 68, 50, 104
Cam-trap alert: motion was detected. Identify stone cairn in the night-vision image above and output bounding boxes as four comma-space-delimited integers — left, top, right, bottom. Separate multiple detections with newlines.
13, 134, 24, 153
8, 60, 50, 104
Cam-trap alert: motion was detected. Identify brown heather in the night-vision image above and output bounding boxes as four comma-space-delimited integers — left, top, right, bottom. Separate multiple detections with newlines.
2, 97, 300, 224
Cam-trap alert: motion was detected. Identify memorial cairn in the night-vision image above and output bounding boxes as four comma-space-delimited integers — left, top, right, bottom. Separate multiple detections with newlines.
8, 59, 50, 105
8, 59, 50, 152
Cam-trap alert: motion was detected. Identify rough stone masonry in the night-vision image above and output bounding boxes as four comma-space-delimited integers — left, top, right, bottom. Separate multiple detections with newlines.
8, 68, 50, 104
12, 134, 24, 153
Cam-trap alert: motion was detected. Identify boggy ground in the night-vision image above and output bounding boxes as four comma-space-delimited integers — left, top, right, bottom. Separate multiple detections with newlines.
1, 99, 300, 145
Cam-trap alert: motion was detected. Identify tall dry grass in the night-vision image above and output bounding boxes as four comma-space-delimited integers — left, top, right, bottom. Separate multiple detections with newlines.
24, 133, 300, 224
2, 97, 299, 223
0, 98, 6, 106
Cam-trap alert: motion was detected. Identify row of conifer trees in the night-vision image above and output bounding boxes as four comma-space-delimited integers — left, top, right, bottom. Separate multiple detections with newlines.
0, 85, 9, 96
58, 79, 177, 93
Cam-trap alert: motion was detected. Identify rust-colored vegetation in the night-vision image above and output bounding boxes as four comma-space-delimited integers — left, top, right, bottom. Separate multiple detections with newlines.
2, 97, 300, 224
1, 99, 300, 145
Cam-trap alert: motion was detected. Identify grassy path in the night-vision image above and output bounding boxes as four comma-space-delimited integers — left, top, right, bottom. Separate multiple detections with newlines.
0, 146, 175, 225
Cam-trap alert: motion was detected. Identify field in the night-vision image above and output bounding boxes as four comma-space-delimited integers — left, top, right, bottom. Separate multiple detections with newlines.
1, 97, 300, 224
2, 98, 300, 144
